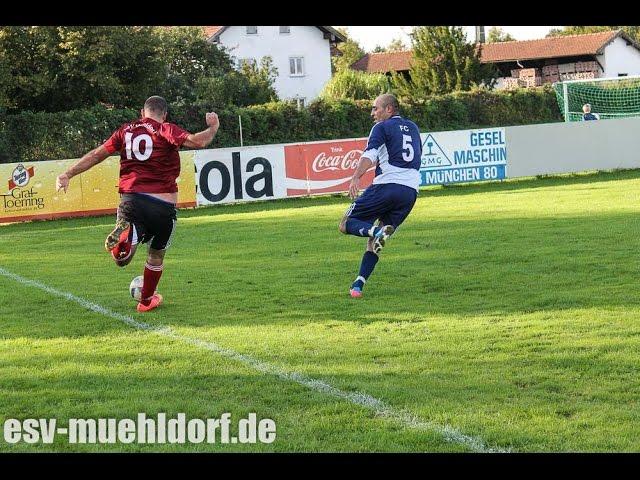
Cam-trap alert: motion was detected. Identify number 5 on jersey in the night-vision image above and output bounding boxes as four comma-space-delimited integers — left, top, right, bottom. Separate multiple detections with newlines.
125, 132, 154, 161
402, 134, 414, 162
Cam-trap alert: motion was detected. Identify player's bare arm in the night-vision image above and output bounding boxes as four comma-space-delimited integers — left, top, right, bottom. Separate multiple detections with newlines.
56, 145, 112, 193
348, 156, 374, 199
182, 112, 220, 149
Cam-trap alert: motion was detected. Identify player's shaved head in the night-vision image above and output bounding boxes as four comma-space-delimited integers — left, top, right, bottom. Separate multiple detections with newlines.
144, 96, 168, 115
377, 94, 399, 114
371, 93, 400, 123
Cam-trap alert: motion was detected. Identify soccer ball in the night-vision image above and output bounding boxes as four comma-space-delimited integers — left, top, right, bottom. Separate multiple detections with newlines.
129, 275, 144, 302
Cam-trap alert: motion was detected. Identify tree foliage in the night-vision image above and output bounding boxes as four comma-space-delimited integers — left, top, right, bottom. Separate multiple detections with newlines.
331, 28, 366, 72
0, 26, 164, 112
320, 69, 391, 101
372, 37, 408, 53
546, 26, 640, 43
387, 37, 408, 52
487, 27, 515, 43
391, 26, 498, 102
0, 26, 278, 113
194, 56, 278, 109
153, 26, 235, 106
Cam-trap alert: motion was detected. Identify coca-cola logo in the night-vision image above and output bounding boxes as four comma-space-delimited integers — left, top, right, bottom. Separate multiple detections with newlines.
311, 147, 363, 173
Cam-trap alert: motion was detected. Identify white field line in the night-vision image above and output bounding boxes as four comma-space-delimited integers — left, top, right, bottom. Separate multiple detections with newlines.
0, 266, 511, 453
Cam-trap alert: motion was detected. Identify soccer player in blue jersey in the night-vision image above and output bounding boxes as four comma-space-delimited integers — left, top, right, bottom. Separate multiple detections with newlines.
338, 93, 422, 298
582, 103, 600, 121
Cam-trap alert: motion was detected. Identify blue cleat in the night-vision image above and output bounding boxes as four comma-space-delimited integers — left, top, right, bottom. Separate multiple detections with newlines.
349, 278, 365, 298
372, 225, 394, 254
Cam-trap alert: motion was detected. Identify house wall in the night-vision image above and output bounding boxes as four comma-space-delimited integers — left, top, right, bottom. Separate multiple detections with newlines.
216, 26, 333, 103
598, 36, 640, 77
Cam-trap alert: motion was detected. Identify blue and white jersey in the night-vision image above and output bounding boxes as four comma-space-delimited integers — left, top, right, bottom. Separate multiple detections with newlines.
362, 115, 422, 191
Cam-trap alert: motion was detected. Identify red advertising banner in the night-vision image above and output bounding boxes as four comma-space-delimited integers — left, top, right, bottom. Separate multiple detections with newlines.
284, 138, 374, 196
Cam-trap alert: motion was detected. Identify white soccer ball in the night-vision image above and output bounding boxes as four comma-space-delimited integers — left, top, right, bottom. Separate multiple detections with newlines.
129, 275, 144, 302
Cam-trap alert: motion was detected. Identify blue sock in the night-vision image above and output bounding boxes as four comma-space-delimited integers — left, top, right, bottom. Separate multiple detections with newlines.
354, 251, 379, 288
345, 218, 377, 238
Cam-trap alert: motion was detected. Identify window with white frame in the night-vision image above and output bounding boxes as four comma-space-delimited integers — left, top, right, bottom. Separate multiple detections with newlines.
279, 26, 290, 34
289, 57, 304, 76
296, 97, 306, 109
246, 26, 257, 35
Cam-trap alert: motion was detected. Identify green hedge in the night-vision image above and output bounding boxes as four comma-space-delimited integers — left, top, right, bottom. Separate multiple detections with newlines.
0, 87, 562, 164
0, 106, 138, 164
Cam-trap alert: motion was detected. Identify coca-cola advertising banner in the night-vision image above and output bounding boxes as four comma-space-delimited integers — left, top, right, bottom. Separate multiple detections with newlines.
284, 138, 374, 196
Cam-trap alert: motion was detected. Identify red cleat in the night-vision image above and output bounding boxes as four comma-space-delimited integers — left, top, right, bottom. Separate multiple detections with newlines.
111, 242, 133, 262
106, 219, 131, 253
137, 293, 163, 313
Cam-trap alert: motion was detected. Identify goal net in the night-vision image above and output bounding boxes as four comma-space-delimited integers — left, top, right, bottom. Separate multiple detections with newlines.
553, 75, 640, 121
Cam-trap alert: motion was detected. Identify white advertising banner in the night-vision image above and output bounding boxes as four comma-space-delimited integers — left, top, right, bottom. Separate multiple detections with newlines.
419, 128, 507, 186
194, 145, 288, 205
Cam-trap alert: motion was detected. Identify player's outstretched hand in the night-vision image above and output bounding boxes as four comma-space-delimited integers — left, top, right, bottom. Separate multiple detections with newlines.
206, 112, 219, 131
56, 173, 70, 193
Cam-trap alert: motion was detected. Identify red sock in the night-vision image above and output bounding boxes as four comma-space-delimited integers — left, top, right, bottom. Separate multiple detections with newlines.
141, 262, 163, 305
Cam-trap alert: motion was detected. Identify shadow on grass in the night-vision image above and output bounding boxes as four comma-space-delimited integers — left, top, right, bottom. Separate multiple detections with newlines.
3, 212, 640, 332
3, 169, 640, 235
0, 362, 505, 452
1, 168, 640, 333
134, 209, 640, 328
0, 357, 637, 452
420, 168, 640, 199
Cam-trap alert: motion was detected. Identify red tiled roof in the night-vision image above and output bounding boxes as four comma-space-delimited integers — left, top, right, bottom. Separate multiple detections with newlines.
203, 26, 224, 39
479, 30, 620, 62
351, 30, 633, 73
351, 50, 412, 73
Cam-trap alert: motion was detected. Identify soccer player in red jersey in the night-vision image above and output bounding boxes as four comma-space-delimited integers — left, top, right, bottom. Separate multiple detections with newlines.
56, 96, 219, 312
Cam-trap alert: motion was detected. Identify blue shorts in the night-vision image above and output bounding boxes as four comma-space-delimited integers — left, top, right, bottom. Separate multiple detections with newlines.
345, 183, 418, 229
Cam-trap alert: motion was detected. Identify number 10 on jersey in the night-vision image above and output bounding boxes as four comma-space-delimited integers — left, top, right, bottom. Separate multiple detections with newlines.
125, 132, 154, 161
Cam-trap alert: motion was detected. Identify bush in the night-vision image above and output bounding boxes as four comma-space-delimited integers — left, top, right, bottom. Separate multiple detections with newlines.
403, 85, 561, 132
0, 105, 137, 163
320, 70, 391, 101
0, 88, 562, 164
194, 57, 278, 109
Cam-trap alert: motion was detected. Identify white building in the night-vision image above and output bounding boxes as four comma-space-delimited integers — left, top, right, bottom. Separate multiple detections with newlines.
479, 30, 640, 88
204, 26, 346, 106
597, 33, 640, 77
351, 30, 640, 89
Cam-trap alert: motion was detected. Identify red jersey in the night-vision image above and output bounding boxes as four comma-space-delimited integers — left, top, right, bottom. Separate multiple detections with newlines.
103, 117, 191, 193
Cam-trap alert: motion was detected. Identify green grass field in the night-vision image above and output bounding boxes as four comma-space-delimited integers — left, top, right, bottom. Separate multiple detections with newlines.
1, 170, 639, 452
